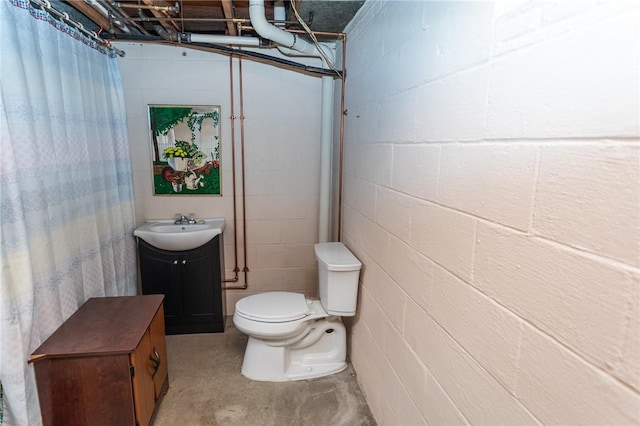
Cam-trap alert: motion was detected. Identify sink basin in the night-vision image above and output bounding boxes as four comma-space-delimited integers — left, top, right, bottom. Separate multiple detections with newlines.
134, 218, 225, 251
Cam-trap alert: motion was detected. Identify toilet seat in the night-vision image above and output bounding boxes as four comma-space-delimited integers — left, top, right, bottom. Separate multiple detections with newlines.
233, 293, 328, 340
235, 292, 310, 323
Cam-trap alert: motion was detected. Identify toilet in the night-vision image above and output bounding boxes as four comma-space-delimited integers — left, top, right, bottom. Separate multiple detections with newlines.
233, 242, 362, 381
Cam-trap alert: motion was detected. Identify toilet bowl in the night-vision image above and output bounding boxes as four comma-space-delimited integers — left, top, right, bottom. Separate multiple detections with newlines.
233, 242, 361, 381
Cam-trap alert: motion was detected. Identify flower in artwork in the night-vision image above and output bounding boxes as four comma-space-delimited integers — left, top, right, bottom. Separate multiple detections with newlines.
163, 140, 200, 159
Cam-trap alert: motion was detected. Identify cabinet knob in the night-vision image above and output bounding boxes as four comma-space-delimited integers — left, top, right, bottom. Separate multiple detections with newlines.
182, 260, 187, 265
173, 260, 178, 265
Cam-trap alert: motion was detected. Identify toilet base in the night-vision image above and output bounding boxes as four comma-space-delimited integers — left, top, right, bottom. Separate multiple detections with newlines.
240, 318, 347, 381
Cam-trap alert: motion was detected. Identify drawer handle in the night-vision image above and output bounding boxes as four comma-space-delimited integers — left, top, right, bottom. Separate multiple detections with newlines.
150, 347, 161, 379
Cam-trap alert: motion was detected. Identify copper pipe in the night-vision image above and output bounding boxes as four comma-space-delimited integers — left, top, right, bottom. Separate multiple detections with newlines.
117, 17, 300, 24
112, 2, 178, 13
224, 54, 242, 287
283, 28, 346, 38
117, 17, 247, 23
337, 35, 347, 241
239, 56, 250, 285
240, 25, 344, 38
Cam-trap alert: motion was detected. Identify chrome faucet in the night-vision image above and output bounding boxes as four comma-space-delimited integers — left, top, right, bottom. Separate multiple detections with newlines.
174, 213, 197, 225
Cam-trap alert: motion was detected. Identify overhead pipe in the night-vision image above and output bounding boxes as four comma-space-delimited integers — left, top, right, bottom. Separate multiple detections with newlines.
337, 36, 347, 241
247, 0, 336, 242
150, 20, 266, 48
182, 41, 338, 77
117, 17, 300, 25
112, 1, 179, 14
84, 0, 131, 33
240, 25, 345, 62
318, 75, 333, 243
243, 26, 345, 38
152, 24, 170, 41
248, 0, 334, 64
276, 43, 335, 60
179, 33, 262, 47
111, 35, 339, 77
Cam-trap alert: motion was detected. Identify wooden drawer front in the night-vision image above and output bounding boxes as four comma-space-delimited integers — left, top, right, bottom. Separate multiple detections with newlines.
34, 355, 135, 426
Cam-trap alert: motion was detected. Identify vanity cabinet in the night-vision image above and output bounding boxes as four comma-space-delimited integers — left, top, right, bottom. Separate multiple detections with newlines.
29, 295, 168, 426
138, 235, 226, 334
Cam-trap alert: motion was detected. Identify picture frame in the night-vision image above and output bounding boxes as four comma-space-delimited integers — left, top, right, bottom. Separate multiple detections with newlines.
148, 104, 221, 195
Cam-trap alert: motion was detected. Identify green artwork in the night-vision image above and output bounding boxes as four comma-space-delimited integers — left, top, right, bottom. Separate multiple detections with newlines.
148, 105, 221, 196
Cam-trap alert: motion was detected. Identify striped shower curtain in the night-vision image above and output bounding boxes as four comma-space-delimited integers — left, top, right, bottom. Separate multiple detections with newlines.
0, 1, 137, 424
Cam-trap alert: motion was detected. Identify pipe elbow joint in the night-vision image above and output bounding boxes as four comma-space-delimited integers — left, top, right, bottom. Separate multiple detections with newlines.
248, 2, 271, 35
249, 0, 335, 65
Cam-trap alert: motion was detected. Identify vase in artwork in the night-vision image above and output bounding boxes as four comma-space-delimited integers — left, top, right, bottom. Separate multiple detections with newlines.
168, 157, 189, 172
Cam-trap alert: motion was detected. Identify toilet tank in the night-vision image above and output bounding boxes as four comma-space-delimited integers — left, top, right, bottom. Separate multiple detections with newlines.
314, 242, 362, 316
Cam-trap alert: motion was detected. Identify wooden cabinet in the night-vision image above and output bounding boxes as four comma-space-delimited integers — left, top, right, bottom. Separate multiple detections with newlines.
29, 295, 169, 426
138, 235, 226, 334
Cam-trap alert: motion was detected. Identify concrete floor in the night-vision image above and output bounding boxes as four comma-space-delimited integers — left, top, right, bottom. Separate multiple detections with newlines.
153, 323, 376, 426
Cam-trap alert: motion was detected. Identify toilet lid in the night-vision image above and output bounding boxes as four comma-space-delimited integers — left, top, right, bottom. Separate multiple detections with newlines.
235, 292, 310, 323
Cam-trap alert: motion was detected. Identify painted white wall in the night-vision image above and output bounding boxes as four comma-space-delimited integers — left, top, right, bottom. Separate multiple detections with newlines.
341, 1, 640, 424
114, 43, 324, 308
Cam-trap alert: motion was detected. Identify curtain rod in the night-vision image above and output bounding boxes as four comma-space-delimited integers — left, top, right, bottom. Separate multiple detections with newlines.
28, 0, 126, 57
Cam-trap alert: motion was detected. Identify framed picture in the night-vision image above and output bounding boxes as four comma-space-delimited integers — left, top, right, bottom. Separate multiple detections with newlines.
148, 104, 221, 195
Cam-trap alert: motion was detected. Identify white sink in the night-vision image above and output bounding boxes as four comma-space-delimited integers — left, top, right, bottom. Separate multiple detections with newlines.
134, 218, 225, 251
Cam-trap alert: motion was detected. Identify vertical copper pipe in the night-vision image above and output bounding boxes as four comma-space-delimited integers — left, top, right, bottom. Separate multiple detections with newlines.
239, 56, 249, 284
337, 35, 347, 241
224, 54, 241, 286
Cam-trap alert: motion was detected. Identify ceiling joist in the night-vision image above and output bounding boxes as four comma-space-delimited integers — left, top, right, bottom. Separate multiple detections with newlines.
221, 0, 237, 36
140, 0, 180, 33
65, 0, 114, 32
62, 0, 361, 41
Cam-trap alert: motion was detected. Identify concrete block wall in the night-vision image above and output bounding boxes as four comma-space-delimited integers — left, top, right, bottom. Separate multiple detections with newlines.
114, 43, 323, 308
341, 1, 640, 424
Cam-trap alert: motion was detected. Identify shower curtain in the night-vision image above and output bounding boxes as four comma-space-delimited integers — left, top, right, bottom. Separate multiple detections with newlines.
0, 1, 137, 424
